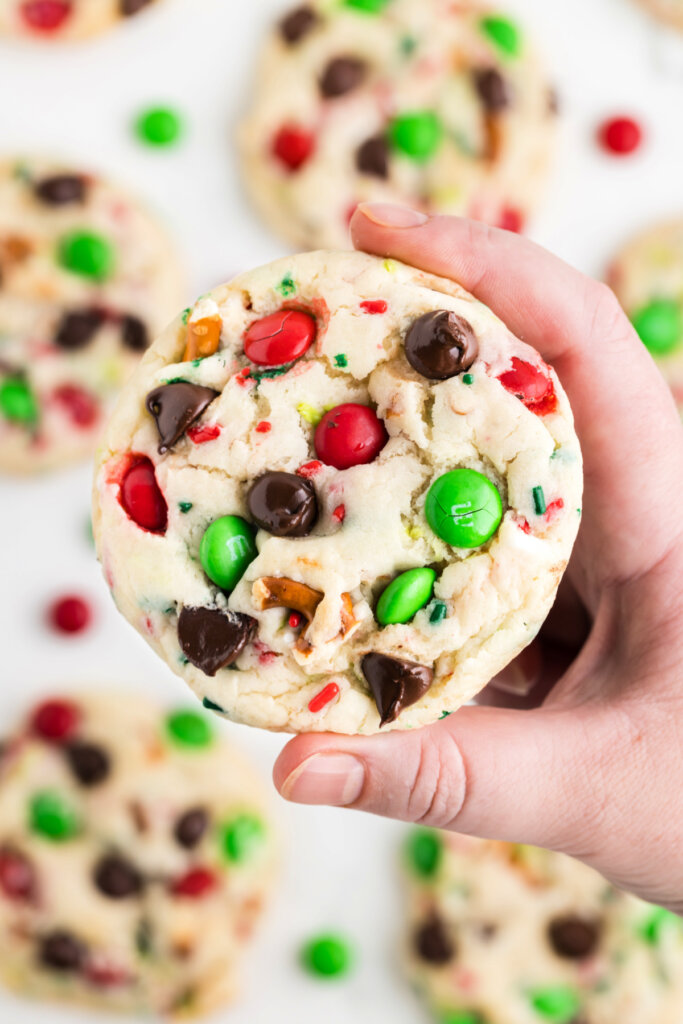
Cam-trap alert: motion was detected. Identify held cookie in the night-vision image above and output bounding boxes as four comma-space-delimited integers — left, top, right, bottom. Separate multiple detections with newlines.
0, 0, 161, 40
403, 831, 683, 1024
607, 220, 683, 416
93, 250, 583, 736
0, 158, 184, 474
239, 0, 557, 249
0, 692, 275, 1018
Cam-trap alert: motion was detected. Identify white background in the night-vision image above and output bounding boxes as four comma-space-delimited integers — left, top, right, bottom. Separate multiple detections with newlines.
0, 0, 682, 1021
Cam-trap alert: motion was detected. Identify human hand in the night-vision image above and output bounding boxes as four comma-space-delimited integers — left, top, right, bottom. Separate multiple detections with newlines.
274, 203, 683, 911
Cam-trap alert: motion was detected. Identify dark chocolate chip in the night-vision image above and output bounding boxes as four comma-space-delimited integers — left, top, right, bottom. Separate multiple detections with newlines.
174, 807, 209, 849
120, 0, 153, 15
405, 310, 478, 380
280, 4, 319, 44
356, 135, 390, 178
414, 914, 456, 964
247, 471, 318, 537
54, 309, 106, 351
177, 606, 257, 676
39, 930, 86, 972
320, 57, 367, 98
64, 742, 111, 787
94, 854, 144, 900
548, 915, 601, 960
33, 175, 87, 206
472, 68, 511, 112
121, 315, 149, 352
146, 382, 219, 454
361, 653, 434, 726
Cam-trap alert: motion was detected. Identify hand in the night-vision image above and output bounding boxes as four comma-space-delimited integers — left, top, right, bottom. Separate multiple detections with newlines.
274, 203, 683, 911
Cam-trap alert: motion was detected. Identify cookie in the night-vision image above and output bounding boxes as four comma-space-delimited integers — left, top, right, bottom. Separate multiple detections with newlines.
607, 219, 683, 415
635, 0, 683, 29
93, 250, 582, 736
404, 831, 683, 1024
0, 0, 161, 40
239, 0, 557, 250
0, 158, 184, 474
0, 692, 275, 1018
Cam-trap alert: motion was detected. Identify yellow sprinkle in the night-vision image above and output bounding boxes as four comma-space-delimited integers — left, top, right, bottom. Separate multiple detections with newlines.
406, 525, 423, 540
297, 402, 323, 426
383, 259, 397, 274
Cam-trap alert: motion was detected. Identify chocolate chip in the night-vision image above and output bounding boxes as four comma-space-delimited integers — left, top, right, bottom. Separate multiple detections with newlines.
405, 310, 478, 380
548, 915, 601, 960
94, 854, 143, 899
414, 914, 456, 964
54, 309, 106, 351
121, 315, 149, 352
39, 930, 86, 972
280, 5, 319, 44
174, 808, 209, 849
64, 742, 111, 787
120, 0, 153, 14
146, 382, 219, 454
361, 653, 434, 726
320, 57, 367, 98
33, 175, 87, 206
177, 607, 257, 676
472, 68, 511, 112
356, 135, 390, 178
247, 471, 318, 537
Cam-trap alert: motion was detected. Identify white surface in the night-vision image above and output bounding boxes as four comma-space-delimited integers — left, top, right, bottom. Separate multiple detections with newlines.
0, 0, 681, 1021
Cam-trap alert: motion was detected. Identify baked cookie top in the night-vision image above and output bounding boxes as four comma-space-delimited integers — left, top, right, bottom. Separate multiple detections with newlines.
240, 0, 557, 249
635, 0, 683, 30
0, 158, 184, 473
93, 250, 582, 736
0, 0, 161, 40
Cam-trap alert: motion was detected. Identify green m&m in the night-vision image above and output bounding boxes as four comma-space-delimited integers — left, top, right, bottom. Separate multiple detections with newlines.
440, 1012, 485, 1024
425, 469, 503, 548
406, 828, 443, 879
136, 106, 184, 148
199, 515, 257, 591
390, 111, 443, 161
0, 376, 38, 424
480, 14, 523, 58
528, 986, 581, 1023
301, 933, 353, 978
631, 298, 683, 356
221, 813, 265, 863
376, 567, 436, 625
30, 790, 80, 841
638, 905, 682, 944
58, 230, 115, 281
166, 709, 213, 748
344, 0, 391, 12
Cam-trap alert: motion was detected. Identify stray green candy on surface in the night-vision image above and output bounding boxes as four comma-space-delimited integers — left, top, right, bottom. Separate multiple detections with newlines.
30, 791, 80, 841
136, 106, 184, 147
301, 934, 353, 978
390, 111, 443, 161
426, 468, 503, 548
58, 230, 115, 281
529, 986, 581, 1023
0, 376, 38, 424
166, 710, 213, 748
631, 298, 683, 356
222, 814, 265, 863
376, 567, 436, 625
406, 828, 442, 878
200, 515, 257, 591
480, 14, 522, 57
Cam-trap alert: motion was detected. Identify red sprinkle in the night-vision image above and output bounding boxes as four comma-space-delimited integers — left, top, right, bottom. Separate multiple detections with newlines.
332, 504, 346, 524
497, 358, 558, 416
360, 300, 388, 315
0, 849, 36, 901
288, 612, 303, 629
308, 682, 340, 714
20, 0, 71, 31
119, 456, 168, 534
187, 423, 221, 444
498, 207, 525, 234
84, 961, 129, 989
272, 125, 316, 171
48, 596, 92, 636
172, 867, 217, 899
255, 420, 272, 433
31, 698, 80, 741
544, 498, 565, 522
53, 384, 99, 428
297, 460, 323, 479
517, 517, 532, 535
598, 115, 643, 156
244, 310, 316, 367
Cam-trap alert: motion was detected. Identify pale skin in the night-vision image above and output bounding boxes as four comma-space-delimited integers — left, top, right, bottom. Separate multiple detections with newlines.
274, 202, 683, 912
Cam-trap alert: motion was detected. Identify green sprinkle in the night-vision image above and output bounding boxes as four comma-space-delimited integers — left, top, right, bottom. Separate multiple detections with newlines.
440, 1012, 485, 1024
202, 697, 225, 713
480, 14, 523, 57
181, 308, 192, 325
221, 814, 265, 863
166, 710, 213, 748
439, 711, 452, 720
191, 358, 202, 368
30, 791, 80, 842
344, 0, 390, 12
135, 106, 184, 148
400, 35, 418, 56
178, 501, 193, 514
638, 906, 682, 944
532, 486, 546, 516
383, 259, 397, 273
0, 376, 38, 424
58, 230, 115, 281
405, 828, 442, 878
462, 373, 474, 385
334, 354, 348, 368
297, 402, 323, 426
301, 934, 353, 978
84, 515, 94, 547
251, 364, 293, 384
135, 918, 153, 957
528, 986, 581, 1023
277, 274, 297, 297
12, 163, 31, 183
430, 601, 448, 624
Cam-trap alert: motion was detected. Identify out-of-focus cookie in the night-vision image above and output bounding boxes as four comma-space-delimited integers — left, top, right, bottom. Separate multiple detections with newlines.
636, 0, 683, 30
0, 0, 162, 40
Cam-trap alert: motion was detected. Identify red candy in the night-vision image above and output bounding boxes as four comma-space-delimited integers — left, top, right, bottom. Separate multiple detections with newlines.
314, 403, 388, 471
598, 116, 643, 156
272, 125, 315, 171
119, 456, 168, 534
332, 504, 346, 524
187, 423, 221, 444
244, 310, 316, 367
360, 300, 388, 315
288, 612, 303, 629
308, 682, 340, 714
53, 384, 99, 428
297, 460, 323, 479
32, 698, 80, 741
255, 420, 272, 433
497, 358, 558, 416
498, 207, 525, 234
172, 867, 217, 899
20, 0, 71, 31
48, 595, 92, 635
0, 849, 36, 901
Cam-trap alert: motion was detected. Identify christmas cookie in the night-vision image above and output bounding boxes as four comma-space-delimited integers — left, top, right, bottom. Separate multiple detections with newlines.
93, 250, 583, 736
239, 0, 557, 249
0, 158, 184, 474
403, 831, 683, 1024
635, 0, 683, 29
0, 692, 275, 1018
0, 0, 162, 40
607, 220, 683, 416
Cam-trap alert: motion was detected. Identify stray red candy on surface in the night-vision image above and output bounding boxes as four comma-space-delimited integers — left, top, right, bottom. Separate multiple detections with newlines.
0, 849, 36, 901
187, 423, 221, 444
314, 403, 388, 470
119, 456, 168, 534
53, 384, 99, 428
244, 309, 316, 367
360, 300, 388, 315
272, 125, 315, 171
48, 596, 92, 636
32, 698, 80, 741
497, 357, 557, 416
598, 116, 643, 156
172, 867, 217, 899
20, 0, 71, 31
308, 682, 340, 714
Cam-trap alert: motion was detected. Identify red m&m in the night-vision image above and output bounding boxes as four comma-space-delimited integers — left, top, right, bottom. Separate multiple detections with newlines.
171, 867, 217, 899
20, 0, 71, 31
48, 595, 92, 635
244, 310, 316, 367
314, 403, 388, 470
0, 849, 36, 901
497, 358, 557, 416
272, 125, 316, 171
31, 699, 80, 742
119, 456, 168, 534
598, 116, 643, 156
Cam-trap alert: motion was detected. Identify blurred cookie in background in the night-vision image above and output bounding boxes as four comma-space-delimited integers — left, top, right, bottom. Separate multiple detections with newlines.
0, 158, 184, 474
0, 693, 276, 1017
607, 219, 683, 415
403, 830, 683, 1024
0, 0, 163, 41
240, 0, 557, 250
635, 0, 683, 30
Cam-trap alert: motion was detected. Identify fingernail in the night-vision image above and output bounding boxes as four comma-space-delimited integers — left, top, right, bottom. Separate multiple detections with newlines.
280, 753, 365, 806
358, 202, 429, 229
492, 642, 543, 697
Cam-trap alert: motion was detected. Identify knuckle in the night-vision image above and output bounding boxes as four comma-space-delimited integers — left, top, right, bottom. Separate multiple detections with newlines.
583, 280, 632, 345
405, 731, 467, 829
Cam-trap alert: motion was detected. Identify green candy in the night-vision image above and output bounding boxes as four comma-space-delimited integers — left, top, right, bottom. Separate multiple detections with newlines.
0, 377, 38, 424
166, 709, 213, 748
376, 567, 436, 625
425, 469, 503, 548
480, 14, 523, 57
631, 298, 683, 356
529, 986, 581, 1023
390, 111, 443, 161
344, 0, 390, 12
405, 828, 442, 878
301, 934, 353, 978
58, 230, 115, 281
199, 515, 257, 591
638, 905, 681, 944
221, 814, 265, 863
440, 1012, 484, 1024
30, 791, 80, 841
135, 106, 184, 147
